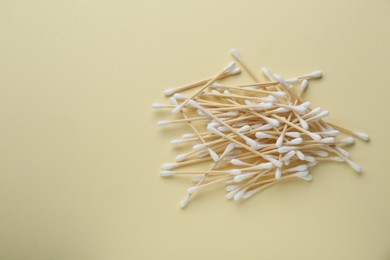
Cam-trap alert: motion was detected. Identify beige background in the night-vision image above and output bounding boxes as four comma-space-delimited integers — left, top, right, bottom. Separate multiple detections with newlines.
1, 0, 389, 259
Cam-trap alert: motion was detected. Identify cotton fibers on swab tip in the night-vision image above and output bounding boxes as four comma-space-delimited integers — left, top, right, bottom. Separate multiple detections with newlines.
153, 48, 369, 208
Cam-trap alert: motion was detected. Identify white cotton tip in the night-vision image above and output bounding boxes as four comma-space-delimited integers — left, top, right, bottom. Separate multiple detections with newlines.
157, 120, 171, 126
207, 126, 224, 137
299, 117, 309, 130
211, 85, 227, 93
176, 153, 189, 162
311, 150, 329, 157
170, 139, 185, 146
286, 77, 299, 84
293, 170, 309, 178
254, 102, 274, 110
283, 150, 296, 164
308, 132, 322, 141
254, 162, 274, 170
335, 146, 350, 158
341, 137, 355, 144
278, 146, 295, 154
182, 133, 195, 139
304, 107, 322, 118
234, 188, 247, 201
288, 164, 308, 172
256, 132, 274, 139
223, 90, 232, 95
234, 173, 253, 182
250, 124, 261, 129
322, 130, 340, 137
179, 195, 191, 208
261, 95, 278, 103
197, 110, 206, 116
169, 96, 178, 106
192, 143, 206, 150
226, 185, 239, 192
217, 126, 229, 132
275, 167, 282, 180
273, 74, 290, 89
264, 117, 280, 127
160, 170, 176, 177
233, 121, 251, 127
244, 137, 258, 148
300, 101, 311, 108
272, 107, 290, 114
308, 70, 323, 78
321, 137, 335, 144
211, 82, 225, 87
270, 159, 283, 168
171, 102, 187, 114
353, 131, 370, 141
161, 163, 177, 170
224, 61, 236, 72
238, 125, 251, 133
230, 48, 241, 59
192, 176, 203, 183
270, 91, 286, 97
266, 157, 283, 167
227, 67, 241, 75
208, 121, 220, 128
310, 110, 329, 121
187, 99, 201, 109
296, 150, 306, 160
173, 93, 187, 100
286, 138, 303, 145
292, 106, 307, 114
228, 169, 242, 175
261, 67, 273, 80
221, 111, 239, 117
164, 88, 176, 96
152, 103, 169, 109
223, 143, 236, 155
255, 124, 273, 131
187, 186, 200, 194
298, 174, 313, 181
275, 134, 284, 148
299, 80, 309, 93
231, 159, 250, 166
253, 143, 269, 150
226, 189, 239, 200
304, 156, 316, 163
286, 132, 301, 138
208, 148, 219, 162
346, 159, 362, 172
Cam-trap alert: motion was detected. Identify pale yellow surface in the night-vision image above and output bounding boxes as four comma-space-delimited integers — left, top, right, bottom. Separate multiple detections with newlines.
0, 0, 389, 259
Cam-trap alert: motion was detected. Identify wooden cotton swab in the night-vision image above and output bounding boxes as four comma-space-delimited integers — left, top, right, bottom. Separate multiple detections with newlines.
171, 62, 236, 114
325, 121, 370, 141
154, 48, 368, 208
230, 48, 261, 82
163, 67, 241, 96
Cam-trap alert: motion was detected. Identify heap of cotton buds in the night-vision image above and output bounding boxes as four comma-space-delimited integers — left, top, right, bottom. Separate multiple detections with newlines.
153, 49, 369, 208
